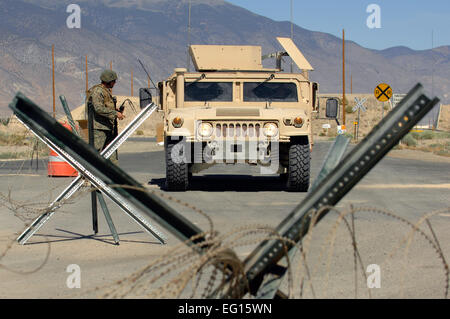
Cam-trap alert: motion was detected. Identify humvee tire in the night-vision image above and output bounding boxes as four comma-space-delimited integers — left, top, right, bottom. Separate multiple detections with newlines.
286, 140, 310, 192
165, 138, 189, 191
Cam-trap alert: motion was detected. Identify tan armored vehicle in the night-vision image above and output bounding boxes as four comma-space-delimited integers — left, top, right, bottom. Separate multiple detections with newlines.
154, 37, 318, 191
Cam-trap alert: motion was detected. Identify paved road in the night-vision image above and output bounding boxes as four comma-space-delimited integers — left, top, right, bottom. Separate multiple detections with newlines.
0, 140, 449, 298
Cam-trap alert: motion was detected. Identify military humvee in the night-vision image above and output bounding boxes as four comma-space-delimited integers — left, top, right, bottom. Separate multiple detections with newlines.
153, 37, 318, 191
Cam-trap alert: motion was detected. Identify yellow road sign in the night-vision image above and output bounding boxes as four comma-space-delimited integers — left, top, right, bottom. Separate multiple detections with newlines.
374, 83, 393, 102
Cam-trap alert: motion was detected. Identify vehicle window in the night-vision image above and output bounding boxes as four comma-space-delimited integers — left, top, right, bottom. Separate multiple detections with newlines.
185, 82, 233, 102
243, 82, 298, 102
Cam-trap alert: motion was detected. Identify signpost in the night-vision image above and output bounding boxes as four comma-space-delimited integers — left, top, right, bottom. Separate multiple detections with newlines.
375, 83, 393, 119
352, 97, 367, 141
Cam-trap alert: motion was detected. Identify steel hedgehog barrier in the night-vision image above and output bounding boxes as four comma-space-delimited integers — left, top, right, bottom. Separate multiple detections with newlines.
14, 102, 168, 245
8, 83, 439, 298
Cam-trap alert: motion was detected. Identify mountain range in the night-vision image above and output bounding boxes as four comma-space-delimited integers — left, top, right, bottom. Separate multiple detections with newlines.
0, 0, 448, 118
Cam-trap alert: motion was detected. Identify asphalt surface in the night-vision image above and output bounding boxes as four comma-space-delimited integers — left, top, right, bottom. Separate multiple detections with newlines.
0, 140, 449, 299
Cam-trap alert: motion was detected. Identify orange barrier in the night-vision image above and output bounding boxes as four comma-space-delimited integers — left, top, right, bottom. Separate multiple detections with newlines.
47, 122, 78, 177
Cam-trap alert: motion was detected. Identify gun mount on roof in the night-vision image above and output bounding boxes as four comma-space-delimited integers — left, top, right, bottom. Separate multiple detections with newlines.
189, 37, 313, 73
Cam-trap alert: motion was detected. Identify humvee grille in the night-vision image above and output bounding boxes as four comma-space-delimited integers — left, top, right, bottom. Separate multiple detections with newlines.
214, 122, 263, 138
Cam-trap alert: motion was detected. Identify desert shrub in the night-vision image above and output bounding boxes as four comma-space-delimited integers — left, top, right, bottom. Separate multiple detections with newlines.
436, 149, 450, 157
0, 152, 29, 159
0, 132, 28, 146
419, 131, 435, 140
409, 131, 421, 140
345, 105, 354, 113
401, 133, 417, 147
409, 130, 447, 140
430, 131, 450, 139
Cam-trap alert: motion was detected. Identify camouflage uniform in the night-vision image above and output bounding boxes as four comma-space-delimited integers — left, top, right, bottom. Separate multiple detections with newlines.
85, 83, 119, 164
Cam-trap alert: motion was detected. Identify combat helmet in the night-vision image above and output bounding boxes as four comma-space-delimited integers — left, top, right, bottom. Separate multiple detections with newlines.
100, 69, 118, 83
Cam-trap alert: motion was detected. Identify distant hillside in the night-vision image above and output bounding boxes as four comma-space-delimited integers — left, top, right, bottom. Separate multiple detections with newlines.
0, 0, 448, 122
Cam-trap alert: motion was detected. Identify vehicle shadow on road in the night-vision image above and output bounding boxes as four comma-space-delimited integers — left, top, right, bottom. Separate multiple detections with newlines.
149, 175, 292, 192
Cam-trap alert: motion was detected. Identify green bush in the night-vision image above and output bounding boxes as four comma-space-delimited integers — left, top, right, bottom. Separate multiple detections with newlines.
409, 130, 447, 140
409, 131, 421, 140
436, 150, 450, 157
401, 133, 417, 147
338, 97, 348, 105
419, 131, 435, 140
345, 105, 354, 113
0, 152, 29, 159
0, 132, 28, 146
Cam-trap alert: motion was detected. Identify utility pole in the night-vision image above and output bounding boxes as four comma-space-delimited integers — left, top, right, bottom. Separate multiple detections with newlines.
342, 29, 346, 128
85, 55, 88, 94
187, 0, 191, 71
431, 30, 434, 97
52, 45, 56, 118
131, 69, 134, 96
431, 30, 436, 129
110, 61, 113, 94
290, 0, 293, 73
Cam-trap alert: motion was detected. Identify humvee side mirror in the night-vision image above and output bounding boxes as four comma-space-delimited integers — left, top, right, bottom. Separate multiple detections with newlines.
312, 82, 318, 111
139, 88, 152, 110
326, 98, 339, 119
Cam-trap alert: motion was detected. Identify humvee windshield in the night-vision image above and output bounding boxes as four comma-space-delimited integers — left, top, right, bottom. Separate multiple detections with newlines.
185, 82, 232, 102
243, 82, 298, 102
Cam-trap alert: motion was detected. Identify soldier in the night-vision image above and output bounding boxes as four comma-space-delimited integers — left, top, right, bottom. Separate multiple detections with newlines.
85, 69, 125, 165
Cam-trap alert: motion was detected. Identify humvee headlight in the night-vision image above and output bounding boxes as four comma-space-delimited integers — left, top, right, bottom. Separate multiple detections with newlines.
172, 117, 184, 128
293, 116, 303, 128
198, 122, 213, 137
263, 123, 278, 137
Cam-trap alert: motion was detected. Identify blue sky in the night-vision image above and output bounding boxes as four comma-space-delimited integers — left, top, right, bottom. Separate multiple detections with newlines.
225, 0, 450, 50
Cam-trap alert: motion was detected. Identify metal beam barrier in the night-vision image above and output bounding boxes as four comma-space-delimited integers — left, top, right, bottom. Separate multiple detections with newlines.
242, 83, 439, 296
17, 102, 159, 244
9, 93, 206, 247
